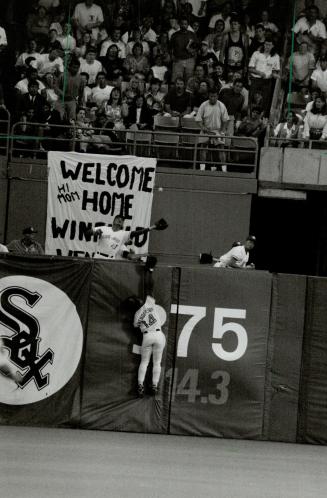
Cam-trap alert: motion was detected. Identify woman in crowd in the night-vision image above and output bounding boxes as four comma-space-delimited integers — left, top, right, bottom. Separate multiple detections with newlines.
75, 31, 94, 58
102, 87, 129, 130
145, 78, 166, 114
100, 44, 124, 83
273, 111, 300, 147
126, 28, 150, 57
125, 94, 153, 130
123, 42, 150, 80
303, 95, 327, 147
43, 72, 59, 107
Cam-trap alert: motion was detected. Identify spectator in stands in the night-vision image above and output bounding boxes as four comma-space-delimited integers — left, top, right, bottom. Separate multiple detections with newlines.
45, 27, 63, 53
13, 109, 37, 158
152, 32, 171, 66
242, 10, 255, 42
58, 22, 77, 53
211, 61, 226, 88
170, 17, 199, 82
286, 41, 315, 89
7, 227, 44, 255
273, 111, 300, 147
164, 77, 192, 116
27, 6, 51, 46
15, 68, 46, 96
208, 1, 232, 33
90, 72, 114, 108
123, 42, 150, 80
248, 23, 266, 56
150, 55, 168, 83
125, 94, 153, 129
219, 78, 245, 136
80, 47, 103, 86
55, 58, 84, 121
79, 72, 92, 104
287, 85, 312, 113
89, 112, 120, 153
192, 80, 210, 113
100, 27, 127, 59
37, 48, 64, 78
292, 5, 326, 57
195, 87, 229, 171
187, 64, 214, 94
37, 101, 63, 151
100, 44, 124, 82
17, 81, 47, 122
73, 0, 104, 42
248, 37, 280, 116
73, 107, 94, 152
205, 19, 226, 50
145, 78, 166, 113
303, 94, 327, 144
236, 106, 267, 139
197, 40, 218, 75
260, 9, 279, 33
140, 16, 158, 45
102, 87, 129, 130
220, 13, 248, 76
127, 28, 150, 57
15, 40, 41, 68
75, 31, 93, 58
311, 56, 327, 95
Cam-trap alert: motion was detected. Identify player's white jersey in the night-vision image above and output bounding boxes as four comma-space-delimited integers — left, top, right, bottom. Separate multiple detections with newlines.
214, 245, 249, 268
95, 227, 130, 260
133, 296, 161, 333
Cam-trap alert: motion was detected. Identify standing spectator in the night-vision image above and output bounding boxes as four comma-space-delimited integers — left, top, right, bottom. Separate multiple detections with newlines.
73, 0, 104, 42
55, 58, 85, 121
80, 47, 103, 86
286, 41, 315, 89
7, 227, 44, 255
292, 6, 327, 57
90, 72, 114, 108
170, 17, 198, 82
57, 23, 77, 53
311, 56, 327, 95
220, 14, 248, 76
164, 77, 192, 116
248, 37, 280, 116
197, 40, 219, 75
102, 87, 129, 130
219, 78, 245, 136
195, 87, 229, 170
303, 94, 327, 144
248, 23, 266, 56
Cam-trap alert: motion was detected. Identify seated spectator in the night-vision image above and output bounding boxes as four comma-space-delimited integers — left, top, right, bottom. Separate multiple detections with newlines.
75, 31, 94, 58
102, 86, 129, 130
292, 5, 326, 57
311, 56, 327, 95
152, 32, 171, 66
211, 61, 226, 89
260, 9, 279, 33
164, 77, 192, 117
80, 47, 103, 86
287, 85, 313, 113
123, 42, 150, 80
220, 69, 249, 110
37, 101, 63, 151
100, 27, 127, 59
90, 72, 114, 108
45, 27, 63, 53
13, 109, 38, 158
205, 19, 226, 50
125, 94, 153, 129
89, 112, 120, 153
186, 64, 214, 94
248, 23, 266, 56
123, 76, 145, 106
236, 106, 267, 140
220, 14, 248, 76
126, 28, 150, 57
150, 55, 168, 83
43, 72, 60, 106
208, 1, 232, 33
248, 37, 280, 116
15, 68, 46, 96
26, 6, 51, 46
80, 72, 92, 105
140, 16, 157, 45
58, 23, 77, 53
197, 40, 219, 75
286, 41, 315, 89
219, 78, 245, 135
273, 111, 300, 147
15, 40, 41, 68
145, 78, 166, 113
73, 107, 94, 152
7, 227, 44, 255
303, 94, 327, 144
17, 81, 47, 122
73, 0, 104, 42
37, 48, 64, 78
99, 44, 124, 82
192, 80, 210, 113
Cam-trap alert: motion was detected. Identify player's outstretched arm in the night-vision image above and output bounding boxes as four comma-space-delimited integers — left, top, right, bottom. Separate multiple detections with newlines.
129, 218, 168, 240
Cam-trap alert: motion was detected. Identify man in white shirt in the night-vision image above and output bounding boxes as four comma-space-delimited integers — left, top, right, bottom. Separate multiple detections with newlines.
311, 57, 327, 94
15, 68, 45, 95
73, 0, 104, 41
79, 47, 103, 86
214, 235, 256, 268
37, 49, 64, 77
100, 28, 127, 59
293, 6, 327, 40
90, 72, 113, 107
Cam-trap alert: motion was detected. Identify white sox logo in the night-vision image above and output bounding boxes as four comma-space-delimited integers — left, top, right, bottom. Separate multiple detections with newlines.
0, 276, 83, 405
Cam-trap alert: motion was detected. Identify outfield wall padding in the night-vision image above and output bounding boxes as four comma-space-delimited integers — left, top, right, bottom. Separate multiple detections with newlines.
0, 256, 326, 444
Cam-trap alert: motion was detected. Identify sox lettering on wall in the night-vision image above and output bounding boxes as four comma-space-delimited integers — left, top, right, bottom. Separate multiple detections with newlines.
46, 151, 156, 257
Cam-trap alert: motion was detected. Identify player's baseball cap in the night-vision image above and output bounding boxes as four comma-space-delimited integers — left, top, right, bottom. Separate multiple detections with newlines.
246, 235, 256, 242
23, 226, 38, 235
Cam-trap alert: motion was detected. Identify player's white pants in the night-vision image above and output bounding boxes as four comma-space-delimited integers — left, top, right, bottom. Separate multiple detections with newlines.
138, 330, 166, 386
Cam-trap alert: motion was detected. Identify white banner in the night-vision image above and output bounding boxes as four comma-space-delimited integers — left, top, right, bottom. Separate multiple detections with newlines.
45, 151, 157, 257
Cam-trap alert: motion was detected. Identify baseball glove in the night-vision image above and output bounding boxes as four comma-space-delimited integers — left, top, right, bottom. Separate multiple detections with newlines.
154, 218, 168, 231
199, 253, 213, 264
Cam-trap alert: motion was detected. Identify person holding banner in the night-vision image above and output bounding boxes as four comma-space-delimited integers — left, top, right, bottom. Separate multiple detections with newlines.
89, 215, 168, 260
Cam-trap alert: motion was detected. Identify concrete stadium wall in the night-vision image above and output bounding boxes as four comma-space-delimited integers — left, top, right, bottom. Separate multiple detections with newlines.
0, 256, 325, 444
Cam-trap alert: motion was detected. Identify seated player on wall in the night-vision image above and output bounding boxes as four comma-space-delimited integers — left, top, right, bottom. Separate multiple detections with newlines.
200, 235, 256, 269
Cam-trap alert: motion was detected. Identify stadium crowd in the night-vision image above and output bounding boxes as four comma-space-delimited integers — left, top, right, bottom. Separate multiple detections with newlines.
1, 0, 321, 161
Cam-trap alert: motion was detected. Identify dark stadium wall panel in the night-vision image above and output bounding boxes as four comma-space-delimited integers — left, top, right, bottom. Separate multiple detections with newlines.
0, 179, 7, 241
80, 262, 177, 433
168, 267, 272, 439
263, 274, 307, 443
298, 277, 327, 444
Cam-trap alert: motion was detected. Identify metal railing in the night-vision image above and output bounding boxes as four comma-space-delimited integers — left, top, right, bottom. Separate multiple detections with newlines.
9, 122, 259, 176
266, 134, 327, 150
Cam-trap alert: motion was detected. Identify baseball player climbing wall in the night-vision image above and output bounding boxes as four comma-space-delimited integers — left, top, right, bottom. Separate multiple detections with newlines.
46, 152, 156, 257
169, 267, 272, 439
